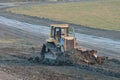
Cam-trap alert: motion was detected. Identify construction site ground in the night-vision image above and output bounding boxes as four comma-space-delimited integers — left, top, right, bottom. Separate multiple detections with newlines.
0, 1, 120, 80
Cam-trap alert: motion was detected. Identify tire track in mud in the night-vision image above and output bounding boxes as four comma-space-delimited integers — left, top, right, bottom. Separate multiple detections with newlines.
74, 63, 120, 78
0, 52, 120, 79
0, 55, 84, 80
10, 54, 120, 78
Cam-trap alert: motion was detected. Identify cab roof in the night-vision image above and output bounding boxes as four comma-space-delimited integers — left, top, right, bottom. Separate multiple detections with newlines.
50, 24, 69, 28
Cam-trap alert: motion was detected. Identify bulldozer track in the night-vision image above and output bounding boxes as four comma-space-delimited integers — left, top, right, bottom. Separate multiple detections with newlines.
30, 59, 120, 78
27, 55, 120, 78
74, 64, 120, 78
0, 53, 120, 78
109, 59, 120, 64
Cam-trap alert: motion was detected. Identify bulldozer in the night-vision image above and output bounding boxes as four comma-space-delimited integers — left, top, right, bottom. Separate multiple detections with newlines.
29, 24, 106, 65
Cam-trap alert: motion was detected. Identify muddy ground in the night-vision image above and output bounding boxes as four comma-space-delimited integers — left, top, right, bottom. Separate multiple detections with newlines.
0, 1, 120, 80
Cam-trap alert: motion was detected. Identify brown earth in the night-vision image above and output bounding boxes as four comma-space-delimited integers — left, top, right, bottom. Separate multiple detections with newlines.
0, 1, 120, 80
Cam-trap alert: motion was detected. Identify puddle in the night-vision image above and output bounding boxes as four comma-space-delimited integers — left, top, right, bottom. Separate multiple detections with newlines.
0, 16, 120, 59
0, 3, 16, 8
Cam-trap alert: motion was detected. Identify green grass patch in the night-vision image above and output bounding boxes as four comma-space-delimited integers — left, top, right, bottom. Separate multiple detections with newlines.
7, 0, 120, 31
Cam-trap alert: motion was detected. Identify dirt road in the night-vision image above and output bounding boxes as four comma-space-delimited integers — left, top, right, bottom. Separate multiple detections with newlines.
0, 1, 120, 80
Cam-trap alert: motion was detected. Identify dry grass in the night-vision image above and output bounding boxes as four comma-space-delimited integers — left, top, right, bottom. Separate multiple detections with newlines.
0, 39, 17, 43
7, 0, 120, 31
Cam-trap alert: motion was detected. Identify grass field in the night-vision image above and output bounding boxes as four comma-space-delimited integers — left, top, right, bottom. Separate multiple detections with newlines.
7, 0, 120, 31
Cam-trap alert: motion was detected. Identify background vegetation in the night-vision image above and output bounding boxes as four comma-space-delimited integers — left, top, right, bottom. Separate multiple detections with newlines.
7, 0, 120, 31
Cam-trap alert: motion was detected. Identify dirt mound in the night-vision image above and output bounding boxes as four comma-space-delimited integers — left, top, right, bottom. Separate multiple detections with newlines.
62, 49, 106, 65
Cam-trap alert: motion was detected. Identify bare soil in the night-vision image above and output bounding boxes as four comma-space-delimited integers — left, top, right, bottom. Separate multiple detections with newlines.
0, 2, 120, 80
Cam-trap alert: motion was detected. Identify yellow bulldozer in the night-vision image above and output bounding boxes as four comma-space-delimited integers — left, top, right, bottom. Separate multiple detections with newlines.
47, 24, 76, 52
29, 24, 106, 65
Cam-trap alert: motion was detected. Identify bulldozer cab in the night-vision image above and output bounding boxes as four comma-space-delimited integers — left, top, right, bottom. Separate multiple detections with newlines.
50, 24, 69, 42
47, 24, 76, 52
